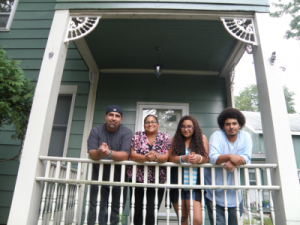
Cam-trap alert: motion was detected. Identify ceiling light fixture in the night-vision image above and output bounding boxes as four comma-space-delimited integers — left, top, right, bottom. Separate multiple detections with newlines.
153, 46, 163, 78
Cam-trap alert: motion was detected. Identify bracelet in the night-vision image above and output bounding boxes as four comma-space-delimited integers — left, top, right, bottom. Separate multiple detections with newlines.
154, 154, 158, 162
198, 154, 203, 164
179, 156, 182, 164
108, 150, 113, 157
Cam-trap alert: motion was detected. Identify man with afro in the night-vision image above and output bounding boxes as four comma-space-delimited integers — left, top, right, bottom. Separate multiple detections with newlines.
205, 107, 252, 225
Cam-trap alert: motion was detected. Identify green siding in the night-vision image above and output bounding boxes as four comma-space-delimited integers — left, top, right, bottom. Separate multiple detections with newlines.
0, 0, 89, 224
93, 73, 226, 140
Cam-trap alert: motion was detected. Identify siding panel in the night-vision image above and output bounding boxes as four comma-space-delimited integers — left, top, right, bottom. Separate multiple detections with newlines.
93, 73, 226, 139
0, 1, 90, 224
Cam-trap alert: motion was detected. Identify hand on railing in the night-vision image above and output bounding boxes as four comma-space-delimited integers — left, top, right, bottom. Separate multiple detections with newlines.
229, 155, 246, 166
224, 161, 235, 172
187, 152, 198, 164
145, 151, 159, 162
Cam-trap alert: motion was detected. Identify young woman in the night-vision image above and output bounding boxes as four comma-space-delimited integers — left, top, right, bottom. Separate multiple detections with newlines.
127, 114, 171, 225
169, 115, 209, 225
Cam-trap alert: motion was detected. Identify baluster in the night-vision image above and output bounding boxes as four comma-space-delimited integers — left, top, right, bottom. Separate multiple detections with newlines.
49, 161, 61, 225
154, 164, 159, 225
96, 163, 104, 225
83, 162, 93, 225
130, 165, 137, 225
142, 165, 148, 225
233, 168, 240, 225
118, 164, 125, 225
60, 162, 71, 225
200, 167, 205, 225
107, 163, 115, 225
166, 166, 171, 225
56, 167, 66, 223
255, 168, 264, 224
189, 166, 193, 225
244, 168, 252, 225
222, 168, 228, 225
178, 166, 182, 225
72, 162, 81, 225
266, 168, 275, 225
211, 167, 216, 225
37, 160, 51, 225
45, 165, 55, 225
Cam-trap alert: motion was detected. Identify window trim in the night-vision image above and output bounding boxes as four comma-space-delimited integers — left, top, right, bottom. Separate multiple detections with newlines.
0, 0, 19, 31
59, 85, 77, 157
135, 102, 189, 132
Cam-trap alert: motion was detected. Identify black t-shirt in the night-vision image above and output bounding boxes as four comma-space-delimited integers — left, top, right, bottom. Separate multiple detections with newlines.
87, 124, 133, 181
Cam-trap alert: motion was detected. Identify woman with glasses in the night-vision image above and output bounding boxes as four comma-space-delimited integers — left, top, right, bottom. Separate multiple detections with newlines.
169, 115, 209, 225
127, 114, 171, 225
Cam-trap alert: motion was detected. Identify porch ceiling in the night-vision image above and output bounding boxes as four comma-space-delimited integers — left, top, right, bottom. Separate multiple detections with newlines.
84, 18, 238, 73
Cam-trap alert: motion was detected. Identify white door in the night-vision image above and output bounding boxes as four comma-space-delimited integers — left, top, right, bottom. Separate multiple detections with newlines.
135, 102, 189, 139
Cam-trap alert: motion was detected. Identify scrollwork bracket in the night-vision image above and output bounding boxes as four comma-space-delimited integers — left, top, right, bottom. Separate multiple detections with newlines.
65, 16, 101, 42
220, 17, 257, 45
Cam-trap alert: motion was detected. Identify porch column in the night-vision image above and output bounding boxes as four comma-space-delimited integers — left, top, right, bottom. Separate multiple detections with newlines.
253, 13, 300, 225
7, 10, 70, 225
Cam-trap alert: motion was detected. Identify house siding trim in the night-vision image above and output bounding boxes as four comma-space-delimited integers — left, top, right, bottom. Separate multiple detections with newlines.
56, 2, 269, 12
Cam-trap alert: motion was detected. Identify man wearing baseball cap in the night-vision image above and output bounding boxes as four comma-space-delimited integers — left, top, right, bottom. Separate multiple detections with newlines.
87, 105, 133, 225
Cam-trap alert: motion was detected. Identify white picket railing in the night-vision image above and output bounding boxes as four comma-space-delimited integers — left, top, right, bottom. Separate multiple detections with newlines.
36, 156, 279, 225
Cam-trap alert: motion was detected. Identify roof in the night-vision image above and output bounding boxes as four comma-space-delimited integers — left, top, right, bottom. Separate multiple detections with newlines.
242, 111, 300, 135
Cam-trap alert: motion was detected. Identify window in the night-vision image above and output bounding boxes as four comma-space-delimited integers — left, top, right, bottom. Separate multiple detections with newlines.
136, 102, 189, 139
48, 86, 77, 157
0, 0, 18, 31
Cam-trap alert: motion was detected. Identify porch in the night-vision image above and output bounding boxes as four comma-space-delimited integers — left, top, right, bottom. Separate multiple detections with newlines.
5, 4, 300, 225
36, 156, 279, 225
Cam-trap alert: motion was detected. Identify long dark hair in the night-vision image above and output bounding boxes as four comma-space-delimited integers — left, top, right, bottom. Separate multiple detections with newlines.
171, 115, 207, 157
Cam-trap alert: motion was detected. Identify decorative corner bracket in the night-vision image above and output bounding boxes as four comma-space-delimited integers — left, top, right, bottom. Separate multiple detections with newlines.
230, 64, 236, 92
89, 69, 95, 84
220, 18, 257, 45
65, 16, 101, 42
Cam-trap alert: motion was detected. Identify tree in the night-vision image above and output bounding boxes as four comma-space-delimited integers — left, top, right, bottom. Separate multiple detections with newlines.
271, 0, 300, 40
235, 84, 296, 114
0, 47, 34, 160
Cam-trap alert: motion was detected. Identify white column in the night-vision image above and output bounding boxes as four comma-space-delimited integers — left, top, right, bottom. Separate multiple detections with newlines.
253, 12, 300, 225
75, 37, 100, 223
7, 10, 70, 225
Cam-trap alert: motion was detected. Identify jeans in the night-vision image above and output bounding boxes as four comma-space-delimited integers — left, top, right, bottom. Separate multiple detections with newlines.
88, 185, 127, 225
205, 197, 243, 225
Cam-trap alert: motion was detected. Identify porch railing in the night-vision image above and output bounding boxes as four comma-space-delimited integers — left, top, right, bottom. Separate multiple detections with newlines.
36, 156, 279, 225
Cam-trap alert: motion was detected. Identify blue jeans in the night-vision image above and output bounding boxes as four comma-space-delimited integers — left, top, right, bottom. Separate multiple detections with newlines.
205, 197, 243, 225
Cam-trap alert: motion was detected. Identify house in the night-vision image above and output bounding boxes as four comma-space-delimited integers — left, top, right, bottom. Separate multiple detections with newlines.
242, 111, 300, 178
0, 0, 299, 224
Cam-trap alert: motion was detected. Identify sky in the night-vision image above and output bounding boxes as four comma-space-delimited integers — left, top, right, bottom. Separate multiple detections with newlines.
234, 1, 300, 113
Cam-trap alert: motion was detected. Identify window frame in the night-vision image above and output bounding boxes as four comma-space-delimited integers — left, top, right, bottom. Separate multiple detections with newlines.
135, 102, 189, 132
56, 85, 77, 158
0, 0, 19, 31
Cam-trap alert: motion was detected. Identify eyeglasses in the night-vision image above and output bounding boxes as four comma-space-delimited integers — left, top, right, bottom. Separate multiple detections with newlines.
145, 121, 158, 125
180, 125, 194, 130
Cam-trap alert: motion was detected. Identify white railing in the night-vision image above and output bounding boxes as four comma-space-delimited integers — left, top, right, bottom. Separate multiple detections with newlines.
37, 161, 78, 225
36, 156, 279, 225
